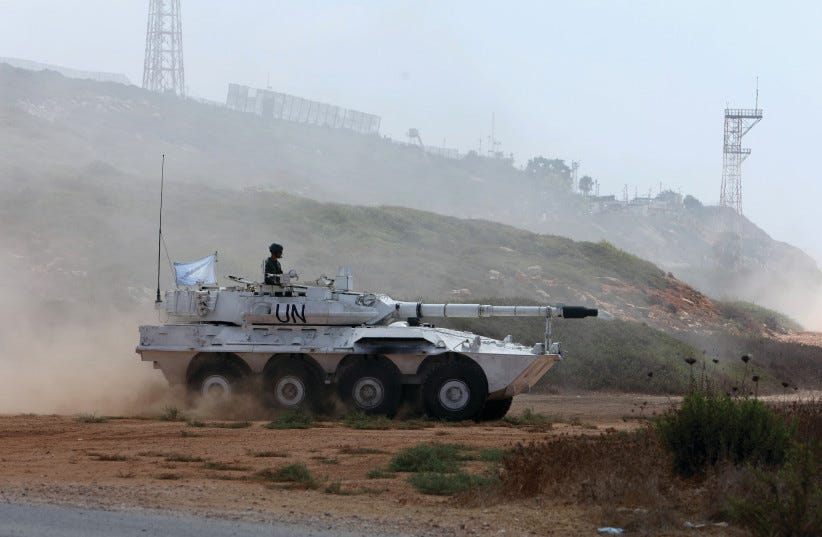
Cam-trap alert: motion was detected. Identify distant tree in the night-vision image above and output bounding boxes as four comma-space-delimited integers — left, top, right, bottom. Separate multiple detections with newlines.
683, 194, 703, 210
579, 175, 594, 196
656, 189, 682, 205
525, 156, 572, 191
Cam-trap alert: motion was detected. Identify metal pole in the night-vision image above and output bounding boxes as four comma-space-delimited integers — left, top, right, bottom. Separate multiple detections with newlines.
155, 154, 165, 303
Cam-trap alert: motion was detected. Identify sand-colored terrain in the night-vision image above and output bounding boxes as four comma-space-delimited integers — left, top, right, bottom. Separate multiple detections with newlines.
0, 393, 751, 537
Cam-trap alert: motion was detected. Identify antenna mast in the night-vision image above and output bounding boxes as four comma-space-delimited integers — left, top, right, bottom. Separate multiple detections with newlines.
488, 113, 501, 158
155, 154, 165, 304
719, 83, 763, 214
142, 0, 185, 96
755, 76, 759, 109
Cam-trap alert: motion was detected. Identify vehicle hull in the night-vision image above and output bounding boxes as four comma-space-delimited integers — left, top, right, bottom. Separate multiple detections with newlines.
137, 323, 559, 397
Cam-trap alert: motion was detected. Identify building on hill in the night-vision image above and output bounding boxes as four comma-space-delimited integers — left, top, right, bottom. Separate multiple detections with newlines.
0, 57, 132, 86
225, 83, 381, 135
422, 145, 460, 159
589, 195, 622, 213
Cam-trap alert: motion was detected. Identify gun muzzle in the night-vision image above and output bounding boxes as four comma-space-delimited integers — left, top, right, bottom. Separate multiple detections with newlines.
559, 306, 598, 319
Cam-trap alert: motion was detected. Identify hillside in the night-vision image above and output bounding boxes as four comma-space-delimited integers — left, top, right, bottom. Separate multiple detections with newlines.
0, 162, 782, 338
2, 64, 820, 329
1, 64, 820, 395
2, 159, 819, 393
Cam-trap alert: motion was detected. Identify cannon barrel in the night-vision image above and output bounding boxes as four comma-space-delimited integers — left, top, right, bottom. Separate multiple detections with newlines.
395, 302, 597, 320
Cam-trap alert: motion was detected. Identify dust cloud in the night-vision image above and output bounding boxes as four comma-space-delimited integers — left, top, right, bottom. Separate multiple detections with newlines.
0, 281, 170, 416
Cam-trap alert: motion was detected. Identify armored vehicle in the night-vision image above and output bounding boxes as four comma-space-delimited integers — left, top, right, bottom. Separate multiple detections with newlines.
137, 268, 597, 421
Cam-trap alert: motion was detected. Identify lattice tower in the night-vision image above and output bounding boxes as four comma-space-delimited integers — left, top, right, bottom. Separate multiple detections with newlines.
142, 0, 185, 96
719, 108, 762, 213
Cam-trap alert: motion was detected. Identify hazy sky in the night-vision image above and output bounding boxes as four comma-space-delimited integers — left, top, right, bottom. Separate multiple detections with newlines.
1, 0, 820, 263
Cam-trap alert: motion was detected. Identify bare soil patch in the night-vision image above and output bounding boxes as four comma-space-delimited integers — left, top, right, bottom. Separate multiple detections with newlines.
0, 394, 741, 536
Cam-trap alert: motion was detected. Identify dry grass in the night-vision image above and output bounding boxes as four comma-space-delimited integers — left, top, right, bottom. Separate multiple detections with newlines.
202, 461, 251, 471
472, 396, 822, 536
87, 452, 130, 462
498, 429, 672, 505
76, 414, 108, 423
775, 396, 822, 446
164, 453, 207, 463
156, 472, 182, 480
338, 446, 388, 455
469, 429, 697, 534
253, 464, 317, 489
247, 449, 289, 458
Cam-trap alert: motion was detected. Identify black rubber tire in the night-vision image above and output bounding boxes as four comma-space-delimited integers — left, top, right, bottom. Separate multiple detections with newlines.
422, 362, 488, 421
476, 397, 513, 422
337, 357, 402, 417
188, 362, 246, 404
262, 360, 324, 412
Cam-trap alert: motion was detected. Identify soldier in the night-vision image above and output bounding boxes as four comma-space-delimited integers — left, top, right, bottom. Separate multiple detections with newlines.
264, 243, 283, 284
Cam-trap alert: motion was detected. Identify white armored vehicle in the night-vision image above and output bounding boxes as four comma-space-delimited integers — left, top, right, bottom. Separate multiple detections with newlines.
137, 268, 597, 421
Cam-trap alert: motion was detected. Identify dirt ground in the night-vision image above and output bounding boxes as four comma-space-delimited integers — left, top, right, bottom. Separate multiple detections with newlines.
777, 330, 822, 347
0, 393, 743, 537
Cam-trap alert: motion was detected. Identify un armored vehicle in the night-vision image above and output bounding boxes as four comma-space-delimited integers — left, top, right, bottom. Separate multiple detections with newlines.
137, 268, 597, 421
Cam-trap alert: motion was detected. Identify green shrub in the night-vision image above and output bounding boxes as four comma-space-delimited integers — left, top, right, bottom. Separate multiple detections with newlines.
254, 464, 316, 488
264, 410, 314, 429
158, 406, 186, 422
407, 471, 493, 495
342, 411, 392, 430
478, 448, 506, 462
388, 443, 467, 473
366, 468, 395, 479
656, 391, 792, 476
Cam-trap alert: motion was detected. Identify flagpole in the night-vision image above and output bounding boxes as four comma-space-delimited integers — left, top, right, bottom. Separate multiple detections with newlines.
155, 154, 165, 304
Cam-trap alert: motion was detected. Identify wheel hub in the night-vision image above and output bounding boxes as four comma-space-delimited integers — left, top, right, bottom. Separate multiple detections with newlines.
275, 375, 305, 406
201, 375, 231, 400
439, 379, 470, 411
353, 377, 384, 409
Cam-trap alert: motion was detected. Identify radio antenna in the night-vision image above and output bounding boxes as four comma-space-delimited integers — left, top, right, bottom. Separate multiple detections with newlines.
155, 154, 165, 304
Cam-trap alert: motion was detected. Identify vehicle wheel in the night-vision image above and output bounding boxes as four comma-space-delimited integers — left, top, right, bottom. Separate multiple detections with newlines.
476, 397, 513, 422
422, 362, 488, 421
338, 357, 402, 417
189, 363, 245, 404
263, 361, 323, 412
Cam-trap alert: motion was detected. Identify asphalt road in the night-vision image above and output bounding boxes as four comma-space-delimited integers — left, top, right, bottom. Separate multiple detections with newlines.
0, 503, 395, 537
